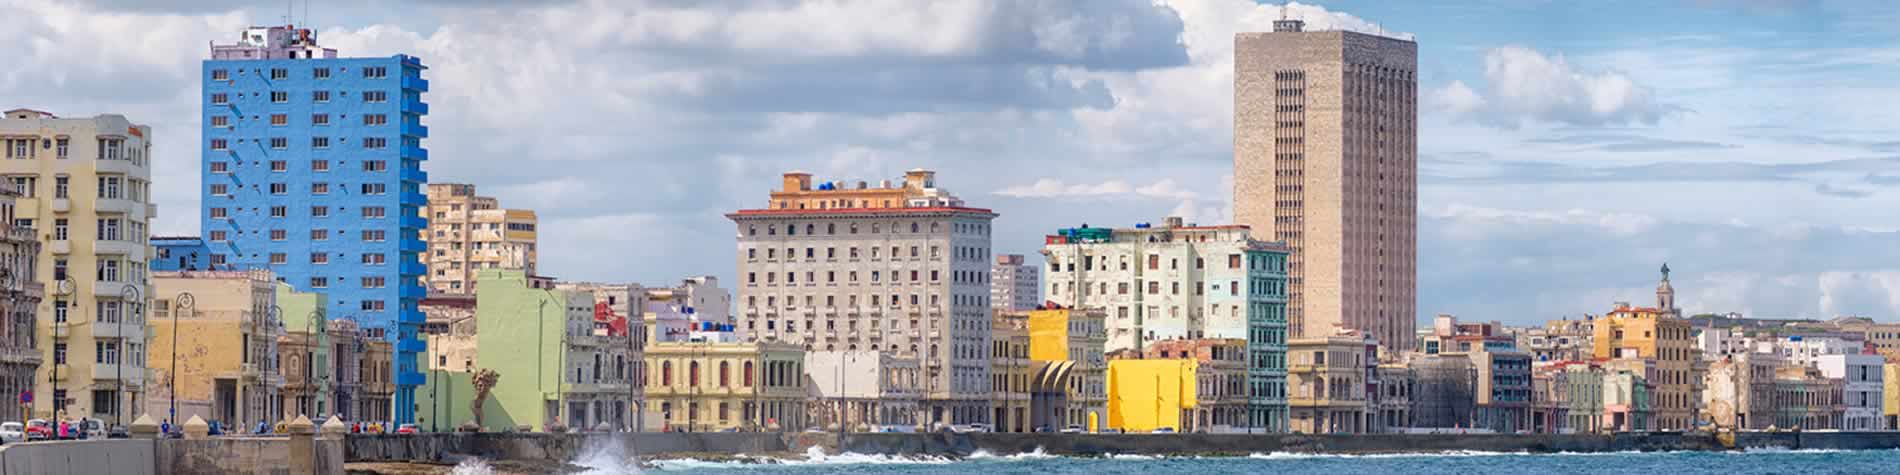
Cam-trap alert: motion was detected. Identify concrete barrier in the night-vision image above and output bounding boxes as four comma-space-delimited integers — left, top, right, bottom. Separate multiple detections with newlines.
345, 430, 1900, 464
0, 439, 155, 475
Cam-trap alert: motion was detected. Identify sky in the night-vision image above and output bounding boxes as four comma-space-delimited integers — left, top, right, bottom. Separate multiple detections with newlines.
5, 0, 1899, 326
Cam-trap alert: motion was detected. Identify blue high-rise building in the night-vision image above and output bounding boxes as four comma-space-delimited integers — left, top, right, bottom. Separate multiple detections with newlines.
202, 25, 428, 423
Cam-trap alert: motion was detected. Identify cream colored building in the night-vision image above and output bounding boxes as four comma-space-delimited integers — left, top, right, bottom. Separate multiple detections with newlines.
0, 180, 44, 423
1287, 335, 1370, 434
3, 108, 156, 421
804, 350, 921, 430
147, 270, 281, 425
990, 312, 1032, 432
728, 169, 997, 426
643, 340, 806, 431
421, 183, 537, 294
1233, 20, 1418, 350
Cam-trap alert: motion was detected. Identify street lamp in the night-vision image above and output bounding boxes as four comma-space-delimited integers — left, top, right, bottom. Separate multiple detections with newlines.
116, 283, 142, 428
170, 291, 194, 425
304, 309, 320, 418
50, 277, 75, 421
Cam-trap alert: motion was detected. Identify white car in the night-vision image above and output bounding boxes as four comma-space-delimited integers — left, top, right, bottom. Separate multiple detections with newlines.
1060, 425, 1085, 434
0, 422, 23, 443
953, 424, 992, 433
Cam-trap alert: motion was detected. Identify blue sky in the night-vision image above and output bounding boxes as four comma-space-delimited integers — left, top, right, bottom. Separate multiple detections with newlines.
6, 0, 1899, 325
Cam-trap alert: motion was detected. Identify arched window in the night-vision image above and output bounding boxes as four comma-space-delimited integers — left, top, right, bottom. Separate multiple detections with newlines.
910, 222, 919, 233
719, 361, 731, 388
743, 361, 755, 387
662, 361, 673, 386
806, 224, 815, 235
689, 361, 701, 386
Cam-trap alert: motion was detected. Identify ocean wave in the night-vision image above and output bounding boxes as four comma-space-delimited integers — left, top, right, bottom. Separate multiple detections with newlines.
1248, 450, 1525, 459
647, 446, 955, 471
450, 458, 495, 475
968, 447, 1055, 460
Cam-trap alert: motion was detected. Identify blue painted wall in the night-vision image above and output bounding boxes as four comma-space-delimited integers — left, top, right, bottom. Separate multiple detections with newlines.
201, 54, 429, 423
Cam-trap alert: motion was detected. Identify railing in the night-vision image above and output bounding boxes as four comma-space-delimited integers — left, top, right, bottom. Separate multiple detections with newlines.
401, 76, 429, 92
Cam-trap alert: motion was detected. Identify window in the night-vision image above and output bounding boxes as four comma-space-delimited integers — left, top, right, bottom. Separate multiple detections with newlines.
363, 160, 387, 171
313, 90, 330, 102
312, 183, 329, 194
270, 183, 287, 195
313, 67, 330, 79
96, 259, 119, 281
363, 90, 388, 102
361, 253, 387, 265
360, 183, 386, 194
269, 137, 287, 149
360, 300, 387, 311
311, 160, 329, 172
363, 67, 388, 79
209, 207, 228, 219
270, 229, 286, 241
310, 113, 330, 126
7, 176, 32, 197
270, 160, 287, 172
362, 138, 387, 150
97, 176, 122, 199
311, 229, 329, 240
210, 162, 230, 173
363, 114, 387, 126
55, 138, 67, 158
209, 139, 227, 151
210, 93, 228, 105
269, 253, 286, 265
361, 230, 386, 241
310, 206, 329, 218
270, 91, 288, 103
53, 343, 65, 365
361, 206, 386, 218
361, 277, 386, 288
270, 206, 287, 218
270, 68, 288, 80
53, 219, 68, 241
211, 69, 228, 81
210, 116, 229, 127
311, 136, 329, 149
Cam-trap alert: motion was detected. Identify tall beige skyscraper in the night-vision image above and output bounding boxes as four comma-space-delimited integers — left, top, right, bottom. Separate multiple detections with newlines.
1233, 19, 1417, 351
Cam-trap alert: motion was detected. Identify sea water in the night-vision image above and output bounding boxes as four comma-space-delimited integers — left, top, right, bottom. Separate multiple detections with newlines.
454, 446, 1900, 474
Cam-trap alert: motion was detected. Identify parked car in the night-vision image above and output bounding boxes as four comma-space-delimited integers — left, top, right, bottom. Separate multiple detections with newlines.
395, 424, 419, 435
79, 418, 106, 439
952, 423, 992, 433
1060, 425, 1085, 434
24, 420, 51, 440
1150, 427, 1176, 434
0, 422, 24, 443
1033, 425, 1054, 433
108, 426, 130, 439
1098, 428, 1124, 434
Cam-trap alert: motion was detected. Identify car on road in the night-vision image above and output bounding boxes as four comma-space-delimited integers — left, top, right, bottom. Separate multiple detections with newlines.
79, 418, 105, 439
1150, 427, 1176, 434
108, 426, 130, 439
1060, 425, 1085, 434
24, 420, 51, 441
952, 424, 992, 433
395, 424, 419, 435
0, 422, 24, 443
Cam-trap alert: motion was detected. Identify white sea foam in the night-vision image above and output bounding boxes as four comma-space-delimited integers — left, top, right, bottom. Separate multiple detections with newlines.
1108, 453, 1160, 460
1247, 450, 1525, 459
570, 436, 642, 475
449, 458, 495, 475
968, 446, 1054, 460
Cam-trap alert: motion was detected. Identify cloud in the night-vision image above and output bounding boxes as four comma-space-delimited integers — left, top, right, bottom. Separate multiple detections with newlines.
1424, 204, 1659, 237
993, 178, 1200, 201
1431, 46, 1678, 127
1528, 134, 1737, 152
1421, 155, 1900, 186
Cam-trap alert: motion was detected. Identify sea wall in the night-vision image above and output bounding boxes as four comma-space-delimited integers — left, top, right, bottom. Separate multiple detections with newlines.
0, 439, 155, 475
344, 430, 1900, 463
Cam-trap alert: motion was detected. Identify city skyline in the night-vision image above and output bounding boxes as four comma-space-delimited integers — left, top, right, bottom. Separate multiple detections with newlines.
7, 0, 1900, 325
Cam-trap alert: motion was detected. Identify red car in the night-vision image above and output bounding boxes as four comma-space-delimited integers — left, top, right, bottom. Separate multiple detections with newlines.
24, 419, 53, 441
395, 424, 418, 435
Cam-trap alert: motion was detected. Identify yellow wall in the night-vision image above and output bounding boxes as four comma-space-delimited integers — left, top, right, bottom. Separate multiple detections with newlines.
1028, 309, 1072, 362
1885, 364, 1900, 422
148, 319, 243, 406
1106, 359, 1197, 432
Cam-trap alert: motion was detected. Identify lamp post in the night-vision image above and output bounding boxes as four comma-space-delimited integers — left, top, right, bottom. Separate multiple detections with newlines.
264, 305, 280, 426
50, 277, 75, 420
304, 309, 320, 418
116, 283, 141, 428
170, 291, 194, 425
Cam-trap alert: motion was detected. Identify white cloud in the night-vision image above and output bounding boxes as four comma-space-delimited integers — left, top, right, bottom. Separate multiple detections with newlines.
993, 178, 1202, 201
1423, 203, 1659, 237
1430, 46, 1675, 127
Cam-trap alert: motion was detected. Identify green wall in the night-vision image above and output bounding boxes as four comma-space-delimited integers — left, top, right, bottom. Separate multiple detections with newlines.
472, 269, 570, 432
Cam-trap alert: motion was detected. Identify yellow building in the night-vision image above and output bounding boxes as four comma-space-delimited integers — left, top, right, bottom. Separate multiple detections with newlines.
1884, 363, 1900, 430
644, 341, 807, 431
3, 108, 156, 422
1592, 302, 1695, 431
1024, 307, 1106, 431
990, 313, 1031, 432
147, 270, 280, 426
1106, 358, 1197, 432
1288, 335, 1370, 434
421, 183, 537, 294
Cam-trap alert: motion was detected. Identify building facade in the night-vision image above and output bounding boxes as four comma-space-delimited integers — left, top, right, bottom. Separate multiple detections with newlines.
1593, 299, 1695, 431
728, 169, 996, 426
469, 269, 635, 431
148, 270, 281, 427
1466, 349, 1531, 433
421, 183, 536, 294
0, 180, 42, 423
1773, 365, 1843, 430
1702, 352, 1781, 431
1233, 19, 1418, 351
202, 26, 431, 423
990, 312, 1032, 432
1287, 335, 1369, 433
1022, 308, 1107, 431
2, 108, 155, 421
151, 236, 212, 272
803, 350, 921, 431
990, 254, 1040, 313
644, 340, 807, 431
1816, 354, 1883, 431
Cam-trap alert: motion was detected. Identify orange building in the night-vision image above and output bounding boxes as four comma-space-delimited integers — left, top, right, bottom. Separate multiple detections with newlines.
1591, 265, 1696, 430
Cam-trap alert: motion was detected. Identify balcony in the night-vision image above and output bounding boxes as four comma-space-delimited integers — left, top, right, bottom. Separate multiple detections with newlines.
50, 241, 69, 255
94, 158, 142, 175
400, 283, 427, 299
400, 121, 429, 138
401, 215, 427, 231
400, 237, 425, 253
396, 338, 427, 353
395, 371, 426, 387
403, 97, 429, 115
400, 260, 425, 276
92, 364, 145, 384
400, 143, 428, 161
91, 321, 142, 339
95, 197, 143, 215
402, 191, 427, 206
401, 75, 429, 92
93, 280, 145, 298
401, 167, 428, 183
50, 198, 69, 213
93, 240, 146, 258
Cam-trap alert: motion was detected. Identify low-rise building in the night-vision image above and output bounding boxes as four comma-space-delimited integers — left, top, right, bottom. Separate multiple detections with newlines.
1886, 363, 1900, 430
1558, 362, 1604, 433
1816, 354, 1883, 431
1143, 338, 1249, 432
420, 293, 478, 372
1409, 353, 1475, 431
1105, 357, 1197, 433
1371, 362, 1412, 433
1602, 360, 1653, 432
1287, 335, 1368, 434
1703, 352, 1781, 431
645, 340, 807, 431
1022, 307, 1106, 432
1466, 349, 1532, 433
1773, 365, 1843, 430
147, 270, 280, 427
804, 350, 922, 431
150, 236, 211, 272
990, 313, 1031, 432
1419, 314, 1514, 355
0, 181, 41, 424
1519, 318, 1593, 363
1531, 364, 1568, 433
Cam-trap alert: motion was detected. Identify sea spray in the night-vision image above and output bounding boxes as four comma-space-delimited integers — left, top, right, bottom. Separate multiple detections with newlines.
571, 435, 642, 475
449, 458, 495, 475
